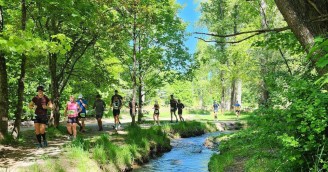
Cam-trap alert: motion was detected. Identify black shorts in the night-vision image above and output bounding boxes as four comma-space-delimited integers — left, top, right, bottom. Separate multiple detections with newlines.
78, 112, 86, 118
236, 110, 240, 113
33, 114, 48, 124
170, 108, 177, 112
96, 113, 103, 119
178, 110, 182, 115
67, 117, 78, 124
113, 109, 120, 116
154, 109, 159, 115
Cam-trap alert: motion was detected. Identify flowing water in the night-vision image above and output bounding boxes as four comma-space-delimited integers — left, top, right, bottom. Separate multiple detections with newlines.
134, 131, 221, 172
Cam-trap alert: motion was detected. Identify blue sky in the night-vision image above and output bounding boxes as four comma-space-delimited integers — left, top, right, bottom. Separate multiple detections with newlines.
177, 0, 206, 54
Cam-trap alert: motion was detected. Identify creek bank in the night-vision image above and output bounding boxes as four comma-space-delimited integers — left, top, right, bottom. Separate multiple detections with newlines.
128, 121, 218, 171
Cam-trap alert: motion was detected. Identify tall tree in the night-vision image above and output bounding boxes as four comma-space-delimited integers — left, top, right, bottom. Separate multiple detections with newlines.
30, 0, 109, 127
12, 0, 27, 138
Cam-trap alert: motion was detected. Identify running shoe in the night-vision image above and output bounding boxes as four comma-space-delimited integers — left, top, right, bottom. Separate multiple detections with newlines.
43, 140, 48, 147
36, 143, 43, 149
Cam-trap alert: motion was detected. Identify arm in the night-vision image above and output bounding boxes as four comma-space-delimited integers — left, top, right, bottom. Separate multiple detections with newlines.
64, 103, 68, 116
78, 105, 82, 113
80, 99, 88, 109
28, 101, 35, 109
47, 101, 53, 110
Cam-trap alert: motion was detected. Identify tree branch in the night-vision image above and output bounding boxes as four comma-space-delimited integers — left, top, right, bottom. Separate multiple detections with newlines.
59, 36, 98, 95
194, 26, 289, 38
195, 32, 262, 44
307, 0, 323, 15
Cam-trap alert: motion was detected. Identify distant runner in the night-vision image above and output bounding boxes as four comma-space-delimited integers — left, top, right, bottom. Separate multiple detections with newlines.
64, 95, 80, 139
234, 101, 241, 119
111, 90, 123, 130
177, 99, 185, 122
169, 95, 178, 123
93, 94, 106, 131
213, 101, 219, 121
153, 101, 160, 125
76, 94, 88, 132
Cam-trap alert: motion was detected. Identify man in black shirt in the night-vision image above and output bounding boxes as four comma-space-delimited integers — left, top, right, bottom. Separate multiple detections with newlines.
170, 95, 178, 123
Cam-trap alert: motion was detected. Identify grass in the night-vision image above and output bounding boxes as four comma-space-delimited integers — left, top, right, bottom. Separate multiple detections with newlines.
161, 120, 217, 138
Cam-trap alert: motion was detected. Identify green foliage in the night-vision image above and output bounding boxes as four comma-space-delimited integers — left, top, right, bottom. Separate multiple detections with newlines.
308, 36, 328, 87
211, 75, 328, 171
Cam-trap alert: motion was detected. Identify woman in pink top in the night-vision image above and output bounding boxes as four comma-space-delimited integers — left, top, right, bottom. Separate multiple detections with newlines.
64, 95, 81, 139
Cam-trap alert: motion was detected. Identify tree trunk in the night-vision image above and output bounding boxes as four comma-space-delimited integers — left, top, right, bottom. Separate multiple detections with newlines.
0, 5, 8, 140
137, 83, 143, 122
13, 0, 27, 138
130, 0, 138, 126
49, 53, 60, 127
258, 0, 270, 107
230, 79, 236, 110
274, 0, 328, 74
220, 71, 225, 113
235, 79, 242, 104
0, 54, 8, 140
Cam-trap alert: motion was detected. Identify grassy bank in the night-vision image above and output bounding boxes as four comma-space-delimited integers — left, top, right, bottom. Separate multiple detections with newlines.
208, 130, 281, 172
162, 121, 217, 138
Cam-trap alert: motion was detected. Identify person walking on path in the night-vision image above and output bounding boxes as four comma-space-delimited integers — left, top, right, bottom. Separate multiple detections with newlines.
169, 94, 178, 123
111, 90, 123, 130
93, 94, 106, 131
177, 99, 185, 122
28, 86, 53, 148
76, 94, 88, 132
153, 101, 160, 125
234, 101, 241, 119
64, 95, 80, 139
213, 101, 219, 121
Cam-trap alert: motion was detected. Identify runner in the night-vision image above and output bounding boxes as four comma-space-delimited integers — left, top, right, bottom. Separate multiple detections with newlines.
177, 99, 185, 122
76, 94, 88, 132
213, 101, 219, 121
153, 101, 160, 125
28, 86, 53, 148
111, 90, 123, 130
169, 95, 178, 123
64, 95, 80, 139
234, 101, 241, 119
93, 94, 106, 131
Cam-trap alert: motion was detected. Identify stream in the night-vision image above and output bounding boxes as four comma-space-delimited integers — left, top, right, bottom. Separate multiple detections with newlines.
134, 131, 221, 172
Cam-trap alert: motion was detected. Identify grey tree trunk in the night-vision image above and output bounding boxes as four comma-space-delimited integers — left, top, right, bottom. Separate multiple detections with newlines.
258, 0, 270, 107
235, 79, 242, 104
230, 79, 236, 110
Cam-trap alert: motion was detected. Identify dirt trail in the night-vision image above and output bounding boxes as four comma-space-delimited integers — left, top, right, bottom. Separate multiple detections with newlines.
0, 118, 123, 171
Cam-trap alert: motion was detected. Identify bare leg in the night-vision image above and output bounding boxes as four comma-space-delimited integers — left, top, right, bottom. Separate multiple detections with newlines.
174, 112, 178, 122
97, 118, 103, 130
67, 123, 72, 135
72, 123, 77, 138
